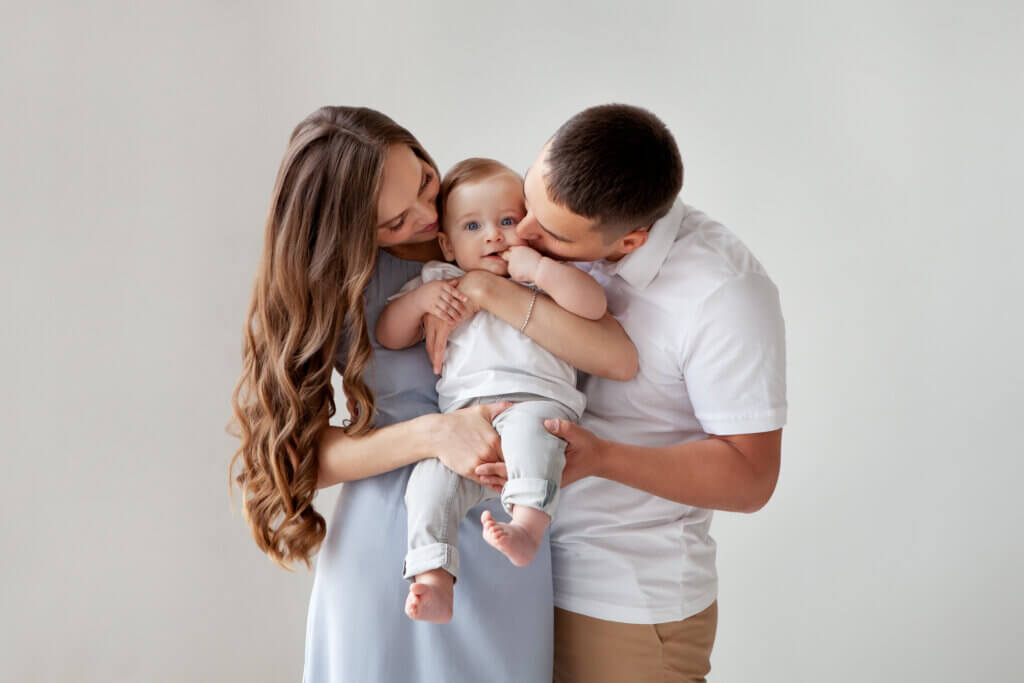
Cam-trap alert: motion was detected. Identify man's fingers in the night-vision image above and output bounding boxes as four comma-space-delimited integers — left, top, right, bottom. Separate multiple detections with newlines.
544, 418, 571, 438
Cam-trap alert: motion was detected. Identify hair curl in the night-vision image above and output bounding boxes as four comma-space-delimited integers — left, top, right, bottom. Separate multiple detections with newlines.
229, 106, 436, 568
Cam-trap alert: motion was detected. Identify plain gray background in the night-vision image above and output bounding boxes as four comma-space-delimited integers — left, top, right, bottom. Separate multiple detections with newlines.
3, 1, 1022, 681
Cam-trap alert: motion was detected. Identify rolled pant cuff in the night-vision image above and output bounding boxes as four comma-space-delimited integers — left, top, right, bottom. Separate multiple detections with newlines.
403, 542, 460, 581
501, 477, 560, 518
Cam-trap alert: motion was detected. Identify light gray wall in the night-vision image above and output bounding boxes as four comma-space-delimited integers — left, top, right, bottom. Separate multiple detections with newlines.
2, 1, 1021, 681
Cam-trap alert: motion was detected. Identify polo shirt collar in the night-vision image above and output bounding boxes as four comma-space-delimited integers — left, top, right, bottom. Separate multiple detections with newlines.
598, 199, 685, 290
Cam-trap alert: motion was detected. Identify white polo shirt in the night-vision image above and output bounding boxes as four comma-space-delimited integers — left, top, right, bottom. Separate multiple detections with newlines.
551, 199, 787, 624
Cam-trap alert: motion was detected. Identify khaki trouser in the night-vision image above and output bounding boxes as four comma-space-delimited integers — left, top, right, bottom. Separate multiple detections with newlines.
553, 602, 718, 683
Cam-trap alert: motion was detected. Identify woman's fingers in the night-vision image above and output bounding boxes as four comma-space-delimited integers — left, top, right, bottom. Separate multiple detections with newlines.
479, 400, 513, 424
441, 283, 468, 303
475, 462, 507, 478
431, 305, 455, 323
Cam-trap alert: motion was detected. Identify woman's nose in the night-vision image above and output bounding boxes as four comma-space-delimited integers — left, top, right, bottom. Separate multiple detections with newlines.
415, 199, 437, 227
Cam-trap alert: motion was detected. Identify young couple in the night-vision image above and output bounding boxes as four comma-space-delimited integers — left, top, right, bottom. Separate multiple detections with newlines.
231, 103, 786, 682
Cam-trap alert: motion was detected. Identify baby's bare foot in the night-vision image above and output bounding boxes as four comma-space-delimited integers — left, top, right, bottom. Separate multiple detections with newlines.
481, 509, 543, 567
405, 577, 454, 623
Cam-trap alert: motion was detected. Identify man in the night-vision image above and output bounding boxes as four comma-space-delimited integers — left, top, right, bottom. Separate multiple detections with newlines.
429, 104, 786, 682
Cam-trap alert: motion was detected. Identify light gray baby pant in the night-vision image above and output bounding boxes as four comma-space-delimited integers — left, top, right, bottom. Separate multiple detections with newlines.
403, 394, 578, 580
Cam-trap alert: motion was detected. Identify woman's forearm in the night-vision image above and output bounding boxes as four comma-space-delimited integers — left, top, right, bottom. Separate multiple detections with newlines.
463, 271, 638, 381
316, 416, 432, 488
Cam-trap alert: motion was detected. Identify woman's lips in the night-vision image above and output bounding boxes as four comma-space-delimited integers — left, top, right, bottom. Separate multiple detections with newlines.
418, 222, 438, 234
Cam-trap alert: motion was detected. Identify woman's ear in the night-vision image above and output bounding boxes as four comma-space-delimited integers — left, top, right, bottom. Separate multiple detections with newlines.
437, 231, 456, 261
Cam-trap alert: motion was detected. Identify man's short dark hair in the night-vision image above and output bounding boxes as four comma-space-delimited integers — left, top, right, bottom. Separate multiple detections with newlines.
545, 104, 683, 237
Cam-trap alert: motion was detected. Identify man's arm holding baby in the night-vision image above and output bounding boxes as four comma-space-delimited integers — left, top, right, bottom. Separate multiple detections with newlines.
424, 249, 633, 380
502, 245, 607, 320
542, 422, 782, 513
376, 279, 474, 350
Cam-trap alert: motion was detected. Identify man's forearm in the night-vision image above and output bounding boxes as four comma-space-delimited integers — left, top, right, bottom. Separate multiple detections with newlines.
465, 272, 637, 381
595, 430, 782, 513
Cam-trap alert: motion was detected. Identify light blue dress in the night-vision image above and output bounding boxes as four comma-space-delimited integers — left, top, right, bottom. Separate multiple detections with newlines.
303, 249, 554, 683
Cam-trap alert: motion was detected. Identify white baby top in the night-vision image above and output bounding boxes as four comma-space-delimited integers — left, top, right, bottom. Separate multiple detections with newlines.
551, 199, 788, 624
393, 261, 586, 416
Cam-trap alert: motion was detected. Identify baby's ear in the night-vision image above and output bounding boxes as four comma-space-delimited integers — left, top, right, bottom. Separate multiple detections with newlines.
437, 231, 455, 261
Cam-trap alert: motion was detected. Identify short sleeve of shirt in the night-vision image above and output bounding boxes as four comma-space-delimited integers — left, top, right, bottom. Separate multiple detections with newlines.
681, 272, 787, 435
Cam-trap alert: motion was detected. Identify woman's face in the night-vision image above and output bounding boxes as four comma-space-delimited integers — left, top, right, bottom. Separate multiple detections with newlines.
376, 144, 440, 247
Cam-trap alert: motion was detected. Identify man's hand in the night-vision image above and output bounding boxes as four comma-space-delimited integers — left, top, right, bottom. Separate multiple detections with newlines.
501, 245, 545, 283
544, 418, 608, 487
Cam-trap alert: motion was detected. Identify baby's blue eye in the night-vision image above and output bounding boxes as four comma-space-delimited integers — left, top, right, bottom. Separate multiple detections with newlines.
501, 217, 519, 226
465, 221, 480, 231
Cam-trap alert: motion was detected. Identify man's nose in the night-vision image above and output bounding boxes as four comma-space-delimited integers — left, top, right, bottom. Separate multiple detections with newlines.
516, 213, 539, 240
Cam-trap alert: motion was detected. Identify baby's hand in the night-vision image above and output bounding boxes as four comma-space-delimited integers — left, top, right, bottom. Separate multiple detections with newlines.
414, 279, 470, 324
501, 246, 544, 283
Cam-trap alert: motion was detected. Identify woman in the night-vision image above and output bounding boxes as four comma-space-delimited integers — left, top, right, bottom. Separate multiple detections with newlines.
230, 106, 637, 682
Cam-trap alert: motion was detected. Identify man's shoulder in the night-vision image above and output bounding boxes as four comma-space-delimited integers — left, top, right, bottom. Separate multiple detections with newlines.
652, 204, 772, 305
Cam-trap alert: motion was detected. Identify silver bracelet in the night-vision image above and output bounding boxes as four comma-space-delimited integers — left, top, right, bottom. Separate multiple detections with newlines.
520, 289, 539, 333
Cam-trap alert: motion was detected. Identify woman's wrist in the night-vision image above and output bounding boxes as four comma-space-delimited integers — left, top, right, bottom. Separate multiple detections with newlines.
410, 412, 442, 461
459, 270, 498, 308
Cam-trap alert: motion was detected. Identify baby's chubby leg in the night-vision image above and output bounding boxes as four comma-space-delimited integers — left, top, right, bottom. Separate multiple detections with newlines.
404, 458, 494, 623
481, 398, 578, 567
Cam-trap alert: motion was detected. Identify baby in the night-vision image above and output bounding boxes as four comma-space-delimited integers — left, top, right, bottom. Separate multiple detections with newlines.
376, 158, 608, 623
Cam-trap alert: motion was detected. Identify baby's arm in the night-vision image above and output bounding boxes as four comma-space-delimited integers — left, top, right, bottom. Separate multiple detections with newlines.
503, 246, 607, 320
377, 279, 472, 350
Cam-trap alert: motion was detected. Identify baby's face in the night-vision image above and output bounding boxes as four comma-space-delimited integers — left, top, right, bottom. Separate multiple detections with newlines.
439, 173, 527, 276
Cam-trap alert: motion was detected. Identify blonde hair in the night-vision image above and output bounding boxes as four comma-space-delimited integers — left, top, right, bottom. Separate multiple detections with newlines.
439, 157, 521, 229
230, 106, 437, 569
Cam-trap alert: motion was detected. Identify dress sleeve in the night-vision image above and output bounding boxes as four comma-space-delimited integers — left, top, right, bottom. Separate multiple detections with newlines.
681, 272, 787, 435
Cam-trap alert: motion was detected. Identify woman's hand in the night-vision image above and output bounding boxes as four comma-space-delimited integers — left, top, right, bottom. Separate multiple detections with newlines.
544, 418, 609, 487
423, 277, 480, 373
419, 401, 512, 490
413, 278, 471, 324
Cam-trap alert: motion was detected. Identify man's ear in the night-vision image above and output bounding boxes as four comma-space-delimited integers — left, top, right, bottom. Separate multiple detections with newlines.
437, 231, 456, 261
616, 228, 650, 256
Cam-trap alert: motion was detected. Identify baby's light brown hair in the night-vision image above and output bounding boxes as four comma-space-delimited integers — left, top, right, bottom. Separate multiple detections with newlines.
439, 157, 522, 231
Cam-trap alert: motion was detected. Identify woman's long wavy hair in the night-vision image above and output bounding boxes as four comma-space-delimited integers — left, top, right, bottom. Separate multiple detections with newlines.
230, 106, 437, 569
